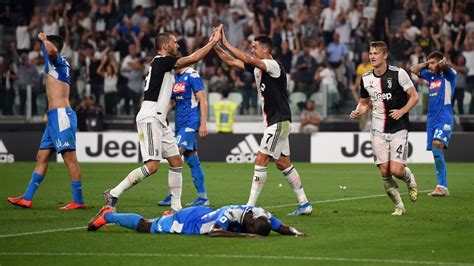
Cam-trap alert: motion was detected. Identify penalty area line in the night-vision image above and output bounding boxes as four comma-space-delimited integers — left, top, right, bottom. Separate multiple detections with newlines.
0, 252, 472, 265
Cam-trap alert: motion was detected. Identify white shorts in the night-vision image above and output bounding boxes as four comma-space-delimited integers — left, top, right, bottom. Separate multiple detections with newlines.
259, 121, 291, 160
371, 129, 409, 165
137, 118, 179, 162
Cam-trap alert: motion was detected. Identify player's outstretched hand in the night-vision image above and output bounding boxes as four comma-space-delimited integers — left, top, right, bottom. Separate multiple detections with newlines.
38, 32, 47, 41
389, 109, 405, 120
209, 25, 223, 44
350, 110, 360, 119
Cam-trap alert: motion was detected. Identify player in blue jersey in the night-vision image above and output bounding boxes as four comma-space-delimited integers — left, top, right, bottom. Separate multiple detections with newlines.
88, 204, 306, 237
411, 51, 457, 196
158, 67, 209, 207
7, 32, 86, 210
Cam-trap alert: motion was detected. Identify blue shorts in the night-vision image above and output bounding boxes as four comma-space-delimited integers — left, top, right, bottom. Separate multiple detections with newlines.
176, 127, 198, 151
39, 107, 77, 153
426, 122, 452, 150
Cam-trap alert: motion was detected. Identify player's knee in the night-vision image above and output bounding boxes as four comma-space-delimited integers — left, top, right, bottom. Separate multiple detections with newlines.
275, 157, 291, 170
145, 161, 159, 174
378, 164, 390, 176
168, 155, 183, 168
390, 166, 404, 178
255, 152, 270, 166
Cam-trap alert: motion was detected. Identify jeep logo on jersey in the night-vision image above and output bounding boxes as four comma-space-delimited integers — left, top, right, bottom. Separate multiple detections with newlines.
226, 134, 259, 163
372, 92, 392, 101
173, 82, 186, 93
0, 139, 15, 163
430, 80, 442, 90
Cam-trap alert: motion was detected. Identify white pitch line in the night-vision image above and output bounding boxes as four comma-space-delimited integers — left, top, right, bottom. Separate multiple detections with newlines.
0, 191, 431, 239
0, 252, 472, 266
265, 190, 432, 209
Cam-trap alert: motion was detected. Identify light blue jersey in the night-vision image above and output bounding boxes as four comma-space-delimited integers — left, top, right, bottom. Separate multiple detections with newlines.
420, 67, 456, 150
172, 68, 204, 131
40, 42, 71, 84
150, 205, 282, 235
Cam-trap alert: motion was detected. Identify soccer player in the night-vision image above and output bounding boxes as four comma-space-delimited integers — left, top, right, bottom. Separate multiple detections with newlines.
158, 66, 209, 207
103, 26, 223, 212
88, 204, 306, 238
410, 52, 456, 196
214, 29, 312, 216
350, 41, 419, 215
7, 33, 86, 210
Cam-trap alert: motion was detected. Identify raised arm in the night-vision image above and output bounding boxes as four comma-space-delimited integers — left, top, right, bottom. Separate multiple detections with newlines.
174, 25, 223, 69
38, 32, 58, 59
221, 28, 267, 71
214, 45, 245, 70
410, 61, 428, 76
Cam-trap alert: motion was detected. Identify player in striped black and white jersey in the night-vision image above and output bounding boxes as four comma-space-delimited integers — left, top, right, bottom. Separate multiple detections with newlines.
214, 29, 312, 216
350, 41, 419, 215
103, 25, 223, 213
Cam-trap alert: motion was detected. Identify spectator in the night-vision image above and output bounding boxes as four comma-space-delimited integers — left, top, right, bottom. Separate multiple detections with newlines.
232, 69, 257, 115
463, 40, 474, 114
120, 43, 143, 115
97, 51, 119, 115
226, 11, 247, 46
16, 17, 32, 54
0, 58, 18, 115
405, 0, 425, 28
130, 5, 148, 27
416, 25, 436, 56
213, 90, 238, 134
209, 67, 228, 93
327, 32, 349, 89
319, 0, 340, 45
17, 53, 40, 115
43, 14, 59, 36
299, 100, 321, 134
451, 54, 467, 114
76, 96, 104, 131
350, 51, 372, 103
294, 46, 318, 96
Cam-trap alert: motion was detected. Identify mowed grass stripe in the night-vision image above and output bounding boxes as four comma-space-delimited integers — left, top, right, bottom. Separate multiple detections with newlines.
0, 252, 472, 266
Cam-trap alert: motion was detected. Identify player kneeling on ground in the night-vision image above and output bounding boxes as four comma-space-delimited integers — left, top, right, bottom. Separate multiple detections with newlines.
88, 205, 305, 237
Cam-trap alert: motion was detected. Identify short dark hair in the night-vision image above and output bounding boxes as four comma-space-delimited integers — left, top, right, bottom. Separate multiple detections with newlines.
47, 35, 64, 52
222, 89, 230, 98
155, 32, 173, 51
254, 35, 274, 51
427, 51, 444, 61
252, 216, 272, 236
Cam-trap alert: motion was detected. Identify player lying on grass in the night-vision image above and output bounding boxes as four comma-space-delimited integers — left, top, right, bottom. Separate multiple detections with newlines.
88, 205, 306, 238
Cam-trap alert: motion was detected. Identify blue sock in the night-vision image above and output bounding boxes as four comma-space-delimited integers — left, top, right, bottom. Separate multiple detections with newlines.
432, 148, 447, 187
71, 181, 84, 204
23, 172, 45, 201
105, 213, 143, 230
185, 155, 207, 197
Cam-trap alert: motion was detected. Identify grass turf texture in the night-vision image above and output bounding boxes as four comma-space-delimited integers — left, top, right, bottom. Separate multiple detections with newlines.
1, 162, 473, 266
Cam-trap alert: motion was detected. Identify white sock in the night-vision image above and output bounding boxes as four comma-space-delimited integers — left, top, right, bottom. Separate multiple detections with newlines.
169, 167, 183, 211
197, 193, 207, 199
282, 165, 308, 205
246, 165, 267, 206
382, 176, 402, 206
110, 166, 151, 198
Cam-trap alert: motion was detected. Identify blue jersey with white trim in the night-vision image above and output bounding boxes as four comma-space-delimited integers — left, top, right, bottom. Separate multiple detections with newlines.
420, 68, 456, 127
172, 68, 204, 131
40, 42, 71, 84
155, 205, 282, 235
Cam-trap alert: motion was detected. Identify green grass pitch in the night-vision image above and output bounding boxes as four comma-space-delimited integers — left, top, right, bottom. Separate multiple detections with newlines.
1, 162, 473, 265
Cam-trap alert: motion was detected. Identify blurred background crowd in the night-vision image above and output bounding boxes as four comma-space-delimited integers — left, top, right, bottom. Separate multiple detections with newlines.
0, 0, 473, 128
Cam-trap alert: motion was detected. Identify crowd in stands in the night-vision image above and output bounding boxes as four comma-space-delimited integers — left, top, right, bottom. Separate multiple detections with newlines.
1, 0, 473, 122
